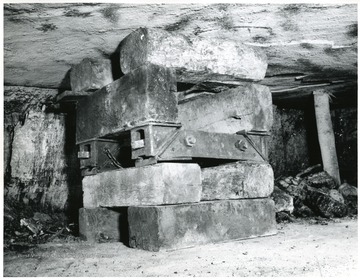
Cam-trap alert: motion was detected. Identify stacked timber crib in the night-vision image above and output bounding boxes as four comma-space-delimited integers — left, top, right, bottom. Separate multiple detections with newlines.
57, 27, 277, 251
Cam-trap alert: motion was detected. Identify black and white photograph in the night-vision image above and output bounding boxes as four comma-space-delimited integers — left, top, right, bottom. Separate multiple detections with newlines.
1, 0, 358, 277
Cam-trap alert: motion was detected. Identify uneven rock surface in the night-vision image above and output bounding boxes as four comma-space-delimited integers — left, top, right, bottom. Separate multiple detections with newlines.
8, 109, 68, 210
4, 86, 81, 211
268, 106, 310, 178
4, 3, 357, 98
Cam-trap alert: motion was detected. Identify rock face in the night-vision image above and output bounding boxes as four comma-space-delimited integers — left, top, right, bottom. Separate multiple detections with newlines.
201, 161, 274, 200
268, 106, 311, 178
8, 109, 69, 209
4, 86, 81, 212
120, 28, 268, 83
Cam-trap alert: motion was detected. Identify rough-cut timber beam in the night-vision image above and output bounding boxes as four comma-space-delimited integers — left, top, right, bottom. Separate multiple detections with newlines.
76, 63, 177, 143
3, 3, 357, 100
120, 28, 268, 83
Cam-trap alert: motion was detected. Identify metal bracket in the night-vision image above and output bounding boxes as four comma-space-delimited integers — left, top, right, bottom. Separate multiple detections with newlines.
78, 123, 270, 173
236, 130, 270, 161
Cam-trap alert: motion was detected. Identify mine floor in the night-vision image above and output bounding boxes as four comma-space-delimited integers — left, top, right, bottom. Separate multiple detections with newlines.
2, 217, 358, 277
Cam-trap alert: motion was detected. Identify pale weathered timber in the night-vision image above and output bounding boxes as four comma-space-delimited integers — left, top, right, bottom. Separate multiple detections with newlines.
4, 3, 357, 102
313, 90, 341, 185
120, 28, 268, 83
70, 58, 113, 92
82, 163, 202, 208
79, 207, 125, 243
76, 63, 178, 143
128, 198, 277, 251
201, 161, 274, 200
178, 83, 273, 133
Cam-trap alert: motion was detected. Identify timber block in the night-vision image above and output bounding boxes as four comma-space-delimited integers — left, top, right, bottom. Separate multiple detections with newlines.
178, 83, 273, 133
128, 198, 277, 251
120, 28, 268, 83
201, 161, 274, 200
70, 58, 113, 92
79, 207, 127, 243
82, 163, 202, 208
76, 63, 178, 143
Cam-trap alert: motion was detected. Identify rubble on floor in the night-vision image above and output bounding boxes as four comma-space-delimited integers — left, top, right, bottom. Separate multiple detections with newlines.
271, 164, 357, 222
3, 199, 79, 252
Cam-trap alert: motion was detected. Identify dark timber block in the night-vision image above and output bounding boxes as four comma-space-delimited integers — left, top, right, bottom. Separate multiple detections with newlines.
201, 161, 274, 200
128, 199, 277, 251
70, 58, 113, 92
120, 28, 268, 83
178, 83, 273, 133
82, 163, 202, 208
76, 63, 177, 143
79, 207, 127, 243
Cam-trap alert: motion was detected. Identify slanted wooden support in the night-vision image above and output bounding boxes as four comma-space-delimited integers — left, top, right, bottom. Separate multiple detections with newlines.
313, 89, 341, 185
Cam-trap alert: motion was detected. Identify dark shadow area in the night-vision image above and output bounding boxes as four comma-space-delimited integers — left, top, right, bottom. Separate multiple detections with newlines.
58, 69, 72, 94
111, 207, 129, 246
60, 102, 83, 234
303, 99, 322, 167
110, 43, 124, 80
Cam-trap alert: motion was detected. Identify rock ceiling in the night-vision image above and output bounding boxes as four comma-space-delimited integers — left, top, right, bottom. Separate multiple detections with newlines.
3, 3, 358, 105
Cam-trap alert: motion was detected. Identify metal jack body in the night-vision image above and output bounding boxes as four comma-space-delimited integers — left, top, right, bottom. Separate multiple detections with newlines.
78, 122, 269, 175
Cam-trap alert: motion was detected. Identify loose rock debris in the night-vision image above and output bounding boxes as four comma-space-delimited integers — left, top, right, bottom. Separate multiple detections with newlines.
271, 164, 357, 222
3, 199, 79, 252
